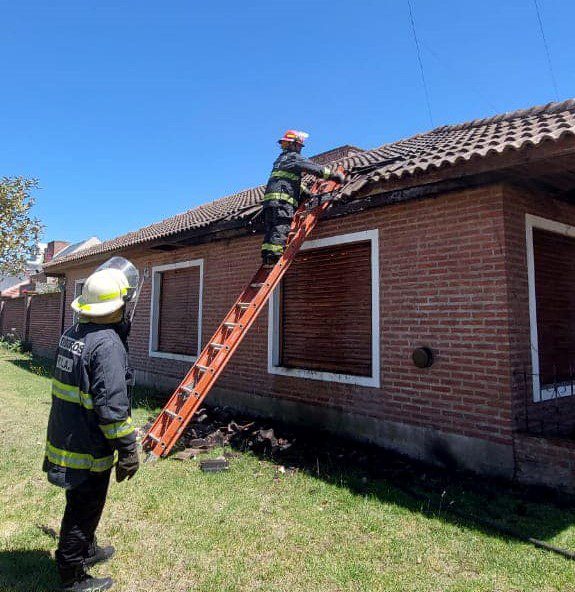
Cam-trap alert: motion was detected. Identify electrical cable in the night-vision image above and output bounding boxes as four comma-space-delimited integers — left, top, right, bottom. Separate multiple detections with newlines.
533, 0, 559, 101
407, 0, 434, 127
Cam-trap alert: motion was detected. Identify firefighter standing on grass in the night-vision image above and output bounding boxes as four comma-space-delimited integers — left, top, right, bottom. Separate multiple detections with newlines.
43, 257, 140, 592
261, 130, 345, 264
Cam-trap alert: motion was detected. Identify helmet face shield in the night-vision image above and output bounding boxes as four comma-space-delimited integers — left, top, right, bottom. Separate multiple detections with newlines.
95, 257, 140, 301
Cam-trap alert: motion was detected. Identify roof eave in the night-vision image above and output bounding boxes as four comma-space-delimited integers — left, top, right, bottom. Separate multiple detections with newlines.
43, 129, 575, 274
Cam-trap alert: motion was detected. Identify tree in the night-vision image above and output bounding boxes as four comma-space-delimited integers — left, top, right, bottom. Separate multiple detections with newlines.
0, 177, 43, 275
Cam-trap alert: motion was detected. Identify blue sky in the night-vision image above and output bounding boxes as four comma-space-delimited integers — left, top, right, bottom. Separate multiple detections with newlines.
2, 1, 574, 244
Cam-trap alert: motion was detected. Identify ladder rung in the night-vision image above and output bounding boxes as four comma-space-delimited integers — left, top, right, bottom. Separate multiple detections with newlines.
142, 186, 334, 458
180, 385, 199, 398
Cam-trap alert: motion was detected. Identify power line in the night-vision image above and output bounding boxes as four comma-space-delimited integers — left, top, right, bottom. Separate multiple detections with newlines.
407, 0, 434, 127
533, 0, 559, 101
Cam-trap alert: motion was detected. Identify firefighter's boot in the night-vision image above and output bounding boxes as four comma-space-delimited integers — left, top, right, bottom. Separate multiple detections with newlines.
59, 564, 114, 592
84, 540, 116, 567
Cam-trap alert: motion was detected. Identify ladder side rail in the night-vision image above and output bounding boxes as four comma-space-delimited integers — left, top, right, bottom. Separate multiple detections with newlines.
145, 203, 330, 458
143, 254, 284, 445
143, 173, 343, 458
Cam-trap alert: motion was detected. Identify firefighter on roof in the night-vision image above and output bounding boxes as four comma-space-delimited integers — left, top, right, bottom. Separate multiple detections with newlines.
261, 130, 345, 264
43, 257, 140, 592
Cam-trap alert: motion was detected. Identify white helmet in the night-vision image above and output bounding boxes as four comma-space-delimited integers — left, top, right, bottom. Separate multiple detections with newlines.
71, 257, 139, 318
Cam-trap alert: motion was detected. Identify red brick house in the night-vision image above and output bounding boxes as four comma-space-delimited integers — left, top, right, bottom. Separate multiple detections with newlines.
34, 99, 575, 492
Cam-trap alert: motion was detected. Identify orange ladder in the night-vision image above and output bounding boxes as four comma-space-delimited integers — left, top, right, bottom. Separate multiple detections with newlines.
142, 169, 344, 460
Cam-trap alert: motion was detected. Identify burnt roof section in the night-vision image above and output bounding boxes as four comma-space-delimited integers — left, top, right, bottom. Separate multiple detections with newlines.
45, 99, 575, 270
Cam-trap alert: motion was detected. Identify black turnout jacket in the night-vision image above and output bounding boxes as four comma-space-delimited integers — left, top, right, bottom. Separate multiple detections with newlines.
43, 322, 136, 489
263, 150, 332, 208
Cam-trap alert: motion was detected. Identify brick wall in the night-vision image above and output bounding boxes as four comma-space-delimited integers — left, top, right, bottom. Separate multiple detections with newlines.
0, 293, 62, 358
60, 183, 516, 451
514, 433, 575, 494
0, 297, 27, 340
27, 292, 63, 359
27, 180, 575, 487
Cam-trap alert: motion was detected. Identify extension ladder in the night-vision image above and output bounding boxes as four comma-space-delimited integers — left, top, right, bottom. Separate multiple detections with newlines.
142, 168, 345, 460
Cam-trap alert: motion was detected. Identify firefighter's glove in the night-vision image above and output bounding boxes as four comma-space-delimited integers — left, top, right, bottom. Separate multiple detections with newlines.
116, 449, 140, 483
330, 171, 346, 185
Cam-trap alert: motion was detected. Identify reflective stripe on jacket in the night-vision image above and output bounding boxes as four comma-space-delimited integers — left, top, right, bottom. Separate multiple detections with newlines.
263, 150, 331, 208
43, 323, 136, 489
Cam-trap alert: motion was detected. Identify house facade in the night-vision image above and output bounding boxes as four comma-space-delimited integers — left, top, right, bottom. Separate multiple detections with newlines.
17, 99, 575, 492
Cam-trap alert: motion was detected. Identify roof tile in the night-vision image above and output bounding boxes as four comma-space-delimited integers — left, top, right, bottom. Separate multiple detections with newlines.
45, 98, 575, 269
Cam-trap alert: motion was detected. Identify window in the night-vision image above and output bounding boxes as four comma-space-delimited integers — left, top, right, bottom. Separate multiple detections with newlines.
73, 279, 85, 323
268, 230, 380, 387
526, 214, 575, 401
149, 260, 204, 361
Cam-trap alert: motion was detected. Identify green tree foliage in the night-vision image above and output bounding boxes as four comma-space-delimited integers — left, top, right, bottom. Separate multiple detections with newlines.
0, 177, 43, 275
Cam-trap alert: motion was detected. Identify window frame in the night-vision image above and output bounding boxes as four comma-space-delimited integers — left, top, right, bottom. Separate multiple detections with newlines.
526, 213, 575, 402
72, 278, 86, 323
267, 229, 380, 387
148, 259, 204, 362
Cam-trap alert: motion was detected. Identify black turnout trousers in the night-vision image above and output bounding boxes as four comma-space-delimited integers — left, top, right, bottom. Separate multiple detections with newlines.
55, 470, 111, 568
262, 201, 295, 258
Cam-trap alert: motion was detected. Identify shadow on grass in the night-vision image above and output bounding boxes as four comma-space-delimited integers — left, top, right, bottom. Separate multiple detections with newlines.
0, 550, 58, 591
6, 355, 54, 379
5, 354, 165, 413
167, 405, 575, 560
6, 352, 575, 560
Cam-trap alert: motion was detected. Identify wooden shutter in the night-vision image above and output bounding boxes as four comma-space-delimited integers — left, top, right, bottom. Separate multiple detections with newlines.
158, 266, 200, 356
280, 241, 372, 376
533, 228, 575, 385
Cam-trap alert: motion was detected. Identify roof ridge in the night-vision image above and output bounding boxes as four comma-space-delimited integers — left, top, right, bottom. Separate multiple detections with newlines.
43, 98, 575, 270
429, 98, 575, 133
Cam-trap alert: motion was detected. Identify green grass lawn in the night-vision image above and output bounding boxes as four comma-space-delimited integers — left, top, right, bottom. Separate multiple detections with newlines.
1, 347, 575, 592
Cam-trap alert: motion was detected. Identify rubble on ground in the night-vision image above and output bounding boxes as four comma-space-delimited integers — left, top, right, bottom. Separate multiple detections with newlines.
137, 404, 406, 486
138, 404, 567, 509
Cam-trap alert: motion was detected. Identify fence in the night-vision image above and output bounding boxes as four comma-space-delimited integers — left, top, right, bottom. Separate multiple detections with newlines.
0, 297, 27, 340
0, 291, 64, 359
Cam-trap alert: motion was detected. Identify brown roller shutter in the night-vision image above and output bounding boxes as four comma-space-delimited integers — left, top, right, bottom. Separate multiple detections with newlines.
533, 228, 575, 386
280, 241, 372, 376
158, 267, 200, 356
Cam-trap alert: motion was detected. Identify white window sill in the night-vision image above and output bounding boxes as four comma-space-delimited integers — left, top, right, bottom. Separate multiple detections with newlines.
268, 363, 379, 387
149, 350, 198, 363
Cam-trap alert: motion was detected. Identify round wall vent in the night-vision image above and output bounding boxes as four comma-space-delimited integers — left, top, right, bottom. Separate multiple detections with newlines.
412, 347, 434, 368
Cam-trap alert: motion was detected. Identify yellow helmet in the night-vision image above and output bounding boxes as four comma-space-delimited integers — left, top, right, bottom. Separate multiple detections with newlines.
71, 269, 129, 318
71, 257, 139, 318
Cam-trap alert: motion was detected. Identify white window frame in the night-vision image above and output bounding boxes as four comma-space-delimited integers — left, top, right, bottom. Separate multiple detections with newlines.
149, 259, 204, 362
72, 278, 86, 323
526, 214, 575, 402
268, 229, 380, 388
